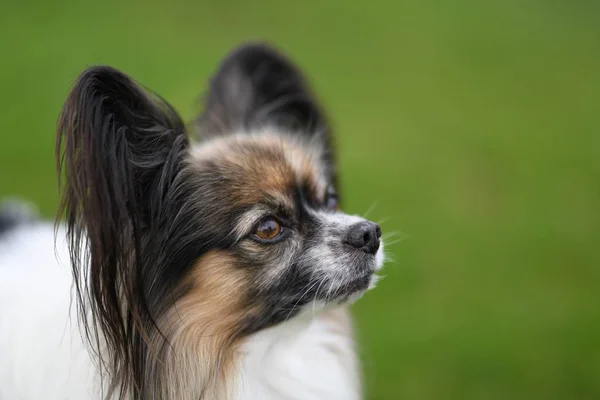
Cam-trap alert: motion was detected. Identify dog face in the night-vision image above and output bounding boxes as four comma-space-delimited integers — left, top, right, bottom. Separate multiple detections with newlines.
57, 43, 383, 398
181, 132, 383, 332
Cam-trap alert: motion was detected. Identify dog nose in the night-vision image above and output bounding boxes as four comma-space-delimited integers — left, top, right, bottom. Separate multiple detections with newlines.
345, 221, 381, 255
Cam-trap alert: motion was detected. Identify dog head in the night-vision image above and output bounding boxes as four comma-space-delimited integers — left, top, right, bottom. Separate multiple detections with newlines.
57, 43, 384, 398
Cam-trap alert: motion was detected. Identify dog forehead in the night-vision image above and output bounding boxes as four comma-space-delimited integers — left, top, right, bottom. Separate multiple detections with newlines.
189, 133, 324, 205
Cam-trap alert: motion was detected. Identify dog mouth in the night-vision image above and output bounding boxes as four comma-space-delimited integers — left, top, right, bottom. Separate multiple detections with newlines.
331, 271, 375, 300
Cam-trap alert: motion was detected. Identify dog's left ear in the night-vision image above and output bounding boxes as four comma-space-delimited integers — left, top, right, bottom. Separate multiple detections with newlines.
196, 43, 336, 187
196, 43, 330, 138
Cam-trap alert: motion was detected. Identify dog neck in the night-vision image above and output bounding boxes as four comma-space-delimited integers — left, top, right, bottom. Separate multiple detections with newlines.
231, 306, 361, 400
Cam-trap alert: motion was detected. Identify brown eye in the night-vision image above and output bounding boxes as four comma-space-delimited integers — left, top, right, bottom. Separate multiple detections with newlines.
254, 218, 282, 241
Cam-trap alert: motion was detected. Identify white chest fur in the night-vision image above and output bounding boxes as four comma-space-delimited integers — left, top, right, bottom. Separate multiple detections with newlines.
233, 307, 361, 400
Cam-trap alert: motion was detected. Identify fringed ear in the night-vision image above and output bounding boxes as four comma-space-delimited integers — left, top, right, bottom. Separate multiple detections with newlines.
196, 43, 329, 137
56, 66, 188, 398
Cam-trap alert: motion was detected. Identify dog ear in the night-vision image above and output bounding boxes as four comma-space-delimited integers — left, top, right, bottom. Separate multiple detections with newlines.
196, 43, 337, 189
57, 65, 189, 251
196, 43, 329, 137
56, 66, 188, 397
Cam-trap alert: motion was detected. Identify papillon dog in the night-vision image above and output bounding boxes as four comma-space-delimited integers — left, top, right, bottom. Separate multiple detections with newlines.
0, 43, 385, 400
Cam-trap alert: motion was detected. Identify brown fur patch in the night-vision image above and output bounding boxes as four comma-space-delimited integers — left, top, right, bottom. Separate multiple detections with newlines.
190, 133, 326, 209
150, 251, 257, 400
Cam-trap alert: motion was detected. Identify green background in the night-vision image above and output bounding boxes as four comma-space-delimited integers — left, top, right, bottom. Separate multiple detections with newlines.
1, 1, 599, 399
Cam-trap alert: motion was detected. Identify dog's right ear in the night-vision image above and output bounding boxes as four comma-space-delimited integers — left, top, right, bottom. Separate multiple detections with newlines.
56, 66, 188, 395
57, 66, 188, 246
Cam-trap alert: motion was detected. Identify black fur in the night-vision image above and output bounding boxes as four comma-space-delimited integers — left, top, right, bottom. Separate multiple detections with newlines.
56, 66, 192, 399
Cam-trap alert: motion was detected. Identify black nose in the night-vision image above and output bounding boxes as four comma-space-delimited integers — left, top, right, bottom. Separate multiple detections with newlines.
345, 221, 381, 255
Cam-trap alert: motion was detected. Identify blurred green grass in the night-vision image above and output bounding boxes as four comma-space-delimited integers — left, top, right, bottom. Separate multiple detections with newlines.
1, 1, 599, 399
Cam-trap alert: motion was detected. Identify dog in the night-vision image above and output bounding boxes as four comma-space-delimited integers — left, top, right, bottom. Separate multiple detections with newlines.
0, 43, 385, 400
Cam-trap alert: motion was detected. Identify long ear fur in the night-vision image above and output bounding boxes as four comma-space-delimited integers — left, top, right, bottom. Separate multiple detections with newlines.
56, 66, 188, 399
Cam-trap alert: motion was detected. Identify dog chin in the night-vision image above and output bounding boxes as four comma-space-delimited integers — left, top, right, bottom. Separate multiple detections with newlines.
319, 243, 385, 307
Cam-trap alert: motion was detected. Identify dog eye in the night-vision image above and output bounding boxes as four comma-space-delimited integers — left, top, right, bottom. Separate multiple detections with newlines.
254, 218, 282, 241
325, 193, 338, 211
